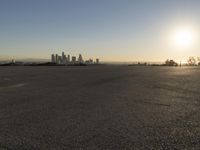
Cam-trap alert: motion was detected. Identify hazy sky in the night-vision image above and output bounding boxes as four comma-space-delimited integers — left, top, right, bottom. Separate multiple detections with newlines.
1, 0, 200, 61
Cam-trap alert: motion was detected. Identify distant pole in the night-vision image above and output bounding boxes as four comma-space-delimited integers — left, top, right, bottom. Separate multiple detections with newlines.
180, 61, 182, 67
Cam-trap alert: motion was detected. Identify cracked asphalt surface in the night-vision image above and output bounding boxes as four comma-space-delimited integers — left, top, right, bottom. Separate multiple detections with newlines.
0, 66, 200, 149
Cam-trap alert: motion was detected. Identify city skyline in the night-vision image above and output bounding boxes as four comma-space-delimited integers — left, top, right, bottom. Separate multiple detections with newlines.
1, 0, 200, 62
51, 52, 99, 64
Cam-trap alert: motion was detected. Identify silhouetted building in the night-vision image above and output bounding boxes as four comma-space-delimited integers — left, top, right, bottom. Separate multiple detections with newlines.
51, 54, 55, 63
78, 54, 84, 63
50, 52, 98, 65
64, 55, 67, 64
58, 56, 62, 64
62, 52, 67, 64
67, 55, 70, 62
62, 52, 65, 58
55, 54, 58, 64
72, 56, 76, 63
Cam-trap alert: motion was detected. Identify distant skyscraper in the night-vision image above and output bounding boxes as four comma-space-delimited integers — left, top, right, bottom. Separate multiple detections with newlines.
62, 52, 65, 60
58, 56, 62, 64
50, 51, 97, 65
72, 56, 76, 63
63, 55, 67, 64
78, 54, 84, 63
62, 52, 65, 57
67, 55, 70, 62
55, 54, 58, 64
61, 52, 67, 64
51, 54, 55, 63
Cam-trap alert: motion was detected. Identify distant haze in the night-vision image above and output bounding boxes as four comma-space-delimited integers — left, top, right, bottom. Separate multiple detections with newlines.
1, 0, 200, 62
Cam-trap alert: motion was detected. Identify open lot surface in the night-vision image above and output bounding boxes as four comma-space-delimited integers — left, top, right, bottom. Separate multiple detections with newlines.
0, 66, 200, 149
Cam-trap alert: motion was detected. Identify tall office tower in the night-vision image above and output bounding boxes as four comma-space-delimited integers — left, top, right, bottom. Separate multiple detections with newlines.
62, 52, 65, 57
96, 59, 99, 64
67, 55, 70, 62
61, 52, 67, 64
78, 54, 84, 63
63, 55, 67, 64
62, 52, 65, 61
51, 54, 55, 63
72, 56, 76, 63
55, 54, 59, 64
61, 52, 64, 63
58, 56, 62, 64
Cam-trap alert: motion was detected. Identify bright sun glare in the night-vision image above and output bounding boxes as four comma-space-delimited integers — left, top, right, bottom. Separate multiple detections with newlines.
173, 28, 194, 47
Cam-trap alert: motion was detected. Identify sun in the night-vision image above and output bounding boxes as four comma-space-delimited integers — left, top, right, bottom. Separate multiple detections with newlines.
173, 28, 194, 47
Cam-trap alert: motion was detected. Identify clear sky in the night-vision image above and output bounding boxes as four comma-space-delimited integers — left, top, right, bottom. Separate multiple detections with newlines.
1, 0, 200, 62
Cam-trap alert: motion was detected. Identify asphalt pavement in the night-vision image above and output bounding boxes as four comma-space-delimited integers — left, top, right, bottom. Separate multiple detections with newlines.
0, 66, 200, 149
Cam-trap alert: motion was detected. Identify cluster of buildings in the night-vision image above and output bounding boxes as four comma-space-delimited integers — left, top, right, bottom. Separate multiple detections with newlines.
51, 52, 99, 65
